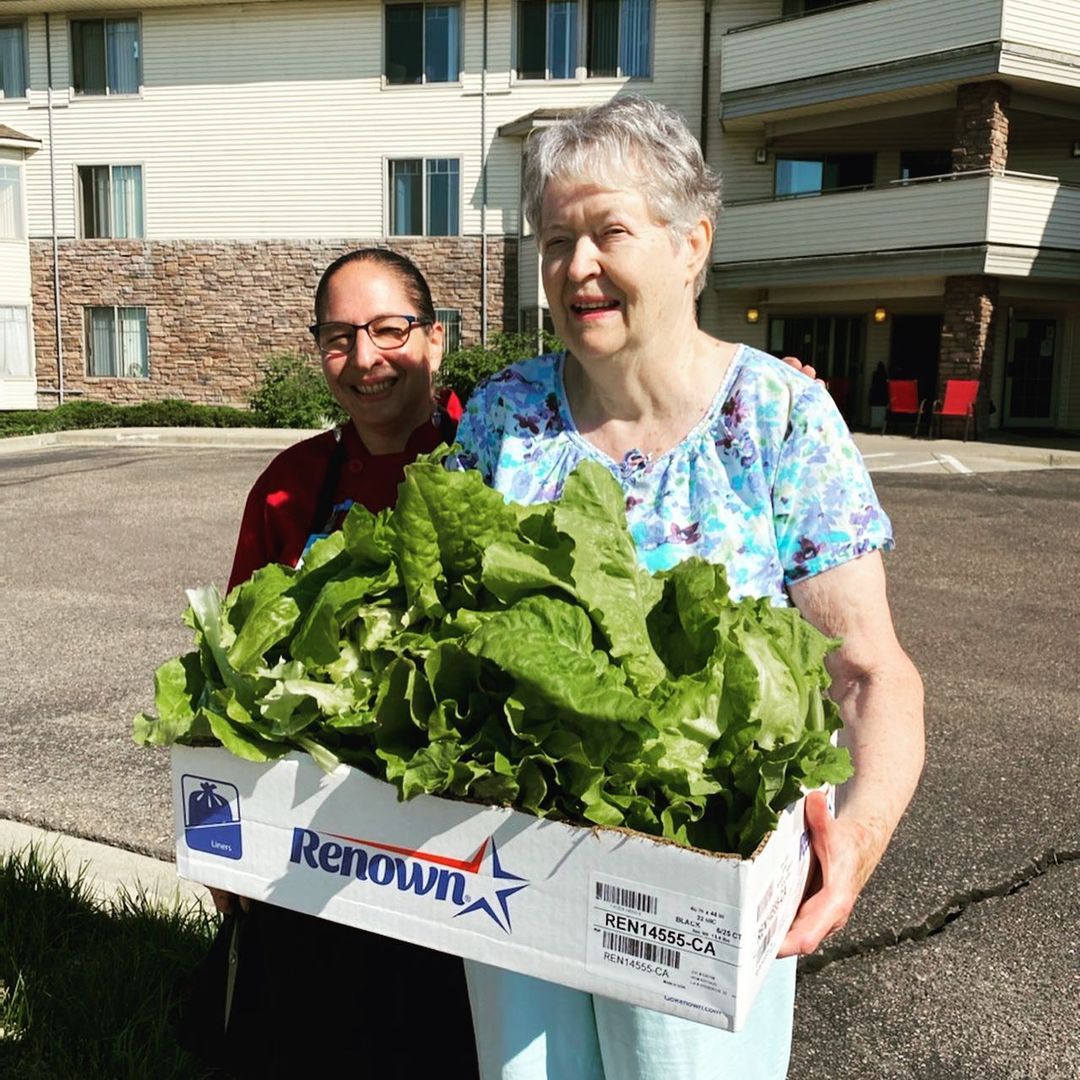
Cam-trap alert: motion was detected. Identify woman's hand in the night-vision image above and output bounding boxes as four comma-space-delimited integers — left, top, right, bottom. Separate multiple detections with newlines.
781, 355, 819, 383
777, 791, 884, 956
783, 552, 925, 956
208, 886, 252, 915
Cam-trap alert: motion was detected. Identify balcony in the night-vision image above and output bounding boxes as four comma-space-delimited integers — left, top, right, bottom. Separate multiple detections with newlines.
711, 171, 1080, 286
720, 0, 1080, 127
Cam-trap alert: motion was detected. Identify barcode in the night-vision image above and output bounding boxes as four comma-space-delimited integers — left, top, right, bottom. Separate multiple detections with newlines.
602, 931, 681, 969
756, 913, 781, 970
595, 882, 658, 914
757, 879, 775, 923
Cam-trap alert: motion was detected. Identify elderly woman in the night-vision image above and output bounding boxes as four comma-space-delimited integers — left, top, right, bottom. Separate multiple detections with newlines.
453, 97, 924, 1080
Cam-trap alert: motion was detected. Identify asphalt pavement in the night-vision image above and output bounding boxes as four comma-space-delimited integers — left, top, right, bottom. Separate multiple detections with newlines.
1, 427, 1078, 1079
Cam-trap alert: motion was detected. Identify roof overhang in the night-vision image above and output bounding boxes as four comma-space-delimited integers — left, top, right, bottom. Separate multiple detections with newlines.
497, 107, 586, 139
0, 124, 41, 153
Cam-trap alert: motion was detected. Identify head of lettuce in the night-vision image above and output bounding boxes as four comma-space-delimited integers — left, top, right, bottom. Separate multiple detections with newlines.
134, 453, 851, 858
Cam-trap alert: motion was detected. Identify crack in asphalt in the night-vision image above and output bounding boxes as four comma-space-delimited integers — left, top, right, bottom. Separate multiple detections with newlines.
0, 454, 175, 488
798, 846, 1080, 977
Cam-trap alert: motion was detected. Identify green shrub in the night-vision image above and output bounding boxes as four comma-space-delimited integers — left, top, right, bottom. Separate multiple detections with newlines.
248, 352, 343, 429
0, 398, 259, 438
438, 330, 561, 403
118, 399, 254, 428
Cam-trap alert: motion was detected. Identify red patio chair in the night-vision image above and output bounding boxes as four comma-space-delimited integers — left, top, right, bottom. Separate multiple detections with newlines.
931, 379, 980, 441
882, 379, 928, 436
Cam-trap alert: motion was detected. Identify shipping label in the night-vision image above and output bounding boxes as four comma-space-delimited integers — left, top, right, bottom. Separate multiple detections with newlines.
586, 872, 744, 1019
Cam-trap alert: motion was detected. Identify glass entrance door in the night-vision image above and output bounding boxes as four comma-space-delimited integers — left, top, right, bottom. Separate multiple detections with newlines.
1005, 318, 1056, 428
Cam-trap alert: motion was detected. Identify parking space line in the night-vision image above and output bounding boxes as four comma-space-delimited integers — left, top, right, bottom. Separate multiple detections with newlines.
861, 452, 898, 459
934, 453, 974, 475
871, 459, 943, 472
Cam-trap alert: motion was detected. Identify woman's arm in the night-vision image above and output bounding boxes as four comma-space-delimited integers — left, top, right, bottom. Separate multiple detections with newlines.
779, 550, 925, 955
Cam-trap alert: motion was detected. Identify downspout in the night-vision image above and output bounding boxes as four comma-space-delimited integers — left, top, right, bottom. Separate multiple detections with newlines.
696, 0, 712, 326
45, 12, 64, 404
480, 0, 489, 348
699, 0, 711, 159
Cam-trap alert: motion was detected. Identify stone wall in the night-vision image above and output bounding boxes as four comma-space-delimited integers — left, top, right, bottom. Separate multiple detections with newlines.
30, 236, 518, 406
953, 81, 1011, 175
938, 274, 999, 434
939, 275, 999, 384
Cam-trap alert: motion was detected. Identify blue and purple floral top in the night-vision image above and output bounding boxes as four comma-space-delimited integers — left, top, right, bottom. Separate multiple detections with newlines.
451, 345, 893, 605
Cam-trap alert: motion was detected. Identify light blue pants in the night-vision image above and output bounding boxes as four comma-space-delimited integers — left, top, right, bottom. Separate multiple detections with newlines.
465, 955, 797, 1080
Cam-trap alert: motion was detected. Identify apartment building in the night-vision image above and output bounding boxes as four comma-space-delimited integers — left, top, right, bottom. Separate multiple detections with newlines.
707, 0, 1080, 432
0, 0, 1077, 433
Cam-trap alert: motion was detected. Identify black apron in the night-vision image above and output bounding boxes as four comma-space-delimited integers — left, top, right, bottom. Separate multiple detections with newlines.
174, 423, 479, 1078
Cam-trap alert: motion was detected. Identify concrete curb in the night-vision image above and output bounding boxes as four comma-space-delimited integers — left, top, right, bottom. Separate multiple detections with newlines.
0, 818, 214, 912
2, 426, 1078, 466
0, 426, 316, 454
852, 432, 1080, 468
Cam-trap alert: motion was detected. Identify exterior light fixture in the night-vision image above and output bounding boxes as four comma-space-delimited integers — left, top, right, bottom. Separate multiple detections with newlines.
745, 307, 761, 324
1072, 140, 1080, 158
755, 147, 768, 165
872, 306, 888, 324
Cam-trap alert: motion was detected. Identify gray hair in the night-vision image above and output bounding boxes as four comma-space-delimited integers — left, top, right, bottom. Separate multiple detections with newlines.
522, 96, 722, 295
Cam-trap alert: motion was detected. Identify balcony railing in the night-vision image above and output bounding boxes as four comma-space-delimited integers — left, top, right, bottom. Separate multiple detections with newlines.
720, 0, 1080, 98
713, 171, 1080, 267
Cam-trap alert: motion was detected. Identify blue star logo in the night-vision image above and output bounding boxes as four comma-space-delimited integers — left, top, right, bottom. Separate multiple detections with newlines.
454, 838, 528, 933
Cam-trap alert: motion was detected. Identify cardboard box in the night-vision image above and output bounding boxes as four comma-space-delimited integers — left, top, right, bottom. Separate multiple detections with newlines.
172, 745, 812, 1031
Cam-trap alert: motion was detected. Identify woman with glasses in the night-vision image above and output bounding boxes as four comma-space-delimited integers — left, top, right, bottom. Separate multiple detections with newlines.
203, 247, 478, 1078
451, 96, 924, 1080
229, 247, 461, 586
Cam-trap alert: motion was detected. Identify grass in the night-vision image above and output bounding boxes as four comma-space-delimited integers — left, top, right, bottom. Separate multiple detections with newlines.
0, 844, 219, 1080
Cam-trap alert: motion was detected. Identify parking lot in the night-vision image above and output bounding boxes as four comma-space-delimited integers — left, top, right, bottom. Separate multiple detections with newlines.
1, 434, 1078, 1079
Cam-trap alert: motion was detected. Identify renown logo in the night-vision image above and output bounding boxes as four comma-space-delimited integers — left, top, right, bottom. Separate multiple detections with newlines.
181, 775, 242, 860
290, 828, 528, 932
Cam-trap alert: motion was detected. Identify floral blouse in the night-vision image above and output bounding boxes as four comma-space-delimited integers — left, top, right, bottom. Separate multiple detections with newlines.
451, 345, 893, 605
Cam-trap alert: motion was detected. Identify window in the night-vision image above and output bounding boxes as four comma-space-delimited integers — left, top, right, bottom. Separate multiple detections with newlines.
85, 306, 148, 377
435, 308, 462, 353
768, 314, 864, 420
517, 0, 650, 79
775, 153, 874, 197
587, 0, 650, 78
0, 306, 31, 377
782, 0, 860, 14
0, 164, 24, 239
79, 165, 144, 238
518, 0, 578, 79
389, 158, 460, 236
72, 17, 140, 95
0, 24, 27, 98
385, 3, 460, 84
899, 151, 952, 183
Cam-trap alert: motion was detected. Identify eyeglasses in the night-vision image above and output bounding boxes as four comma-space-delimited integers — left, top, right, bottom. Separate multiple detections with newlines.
309, 315, 430, 355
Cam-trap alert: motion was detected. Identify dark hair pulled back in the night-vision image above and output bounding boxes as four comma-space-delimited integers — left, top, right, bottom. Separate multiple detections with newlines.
314, 248, 436, 325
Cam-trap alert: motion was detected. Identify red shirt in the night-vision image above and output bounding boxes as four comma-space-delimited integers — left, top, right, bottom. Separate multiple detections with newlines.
228, 391, 462, 590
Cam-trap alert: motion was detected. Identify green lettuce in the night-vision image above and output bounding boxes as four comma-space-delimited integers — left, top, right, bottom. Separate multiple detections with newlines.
135, 452, 851, 856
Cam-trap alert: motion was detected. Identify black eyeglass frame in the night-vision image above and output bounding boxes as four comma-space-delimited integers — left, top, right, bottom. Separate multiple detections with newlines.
308, 314, 432, 353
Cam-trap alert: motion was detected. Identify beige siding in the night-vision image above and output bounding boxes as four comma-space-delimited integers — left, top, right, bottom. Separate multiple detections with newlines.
0, 376, 37, 407
720, 0, 1002, 94
987, 175, 1080, 250
1, 0, 707, 241
1001, 0, 1080, 56
999, 49, 1080, 89
701, 286, 769, 351
709, 2, 777, 250
519, 234, 541, 311
714, 178, 993, 264
0, 241, 32, 300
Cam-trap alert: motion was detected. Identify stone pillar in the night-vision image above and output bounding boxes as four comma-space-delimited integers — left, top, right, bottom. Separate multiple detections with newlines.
937, 274, 999, 434
953, 81, 1011, 174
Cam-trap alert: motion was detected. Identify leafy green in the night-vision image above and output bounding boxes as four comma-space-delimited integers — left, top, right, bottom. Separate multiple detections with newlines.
135, 453, 851, 856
